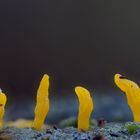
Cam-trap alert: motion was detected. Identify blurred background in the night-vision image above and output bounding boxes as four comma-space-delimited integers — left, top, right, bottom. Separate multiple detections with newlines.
0, 0, 140, 123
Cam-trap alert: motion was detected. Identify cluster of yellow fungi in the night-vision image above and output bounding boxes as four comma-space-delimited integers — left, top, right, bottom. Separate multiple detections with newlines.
0, 73, 140, 131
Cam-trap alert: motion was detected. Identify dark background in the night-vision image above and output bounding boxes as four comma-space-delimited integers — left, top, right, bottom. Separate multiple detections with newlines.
0, 0, 140, 121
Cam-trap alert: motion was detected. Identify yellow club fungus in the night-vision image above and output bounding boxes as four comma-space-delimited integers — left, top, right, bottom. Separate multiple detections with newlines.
0, 89, 7, 128
114, 74, 140, 123
75, 86, 93, 131
33, 74, 50, 129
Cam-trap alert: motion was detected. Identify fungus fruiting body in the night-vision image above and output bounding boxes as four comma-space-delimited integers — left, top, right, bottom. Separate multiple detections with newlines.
0, 89, 7, 128
33, 74, 50, 129
114, 74, 140, 123
75, 86, 93, 131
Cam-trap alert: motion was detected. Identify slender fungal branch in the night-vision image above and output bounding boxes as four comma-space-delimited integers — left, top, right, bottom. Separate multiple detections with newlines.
33, 74, 50, 129
114, 74, 140, 123
75, 86, 93, 131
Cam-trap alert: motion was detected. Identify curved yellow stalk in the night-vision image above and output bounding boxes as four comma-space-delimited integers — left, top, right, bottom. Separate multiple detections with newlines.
75, 86, 93, 131
114, 74, 140, 123
0, 89, 7, 128
33, 74, 50, 129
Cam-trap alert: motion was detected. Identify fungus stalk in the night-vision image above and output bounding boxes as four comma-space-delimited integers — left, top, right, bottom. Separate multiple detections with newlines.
75, 86, 93, 131
0, 89, 7, 128
33, 74, 50, 129
114, 74, 140, 123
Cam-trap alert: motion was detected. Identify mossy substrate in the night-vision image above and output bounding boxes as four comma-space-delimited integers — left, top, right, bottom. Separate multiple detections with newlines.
1, 122, 140, 140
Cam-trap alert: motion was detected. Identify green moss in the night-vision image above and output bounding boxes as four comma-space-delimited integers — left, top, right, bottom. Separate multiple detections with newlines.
125, 124, 139, 135
59, 117, 77, 128
90, 119, 97, 126
59, 117, 96, 128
